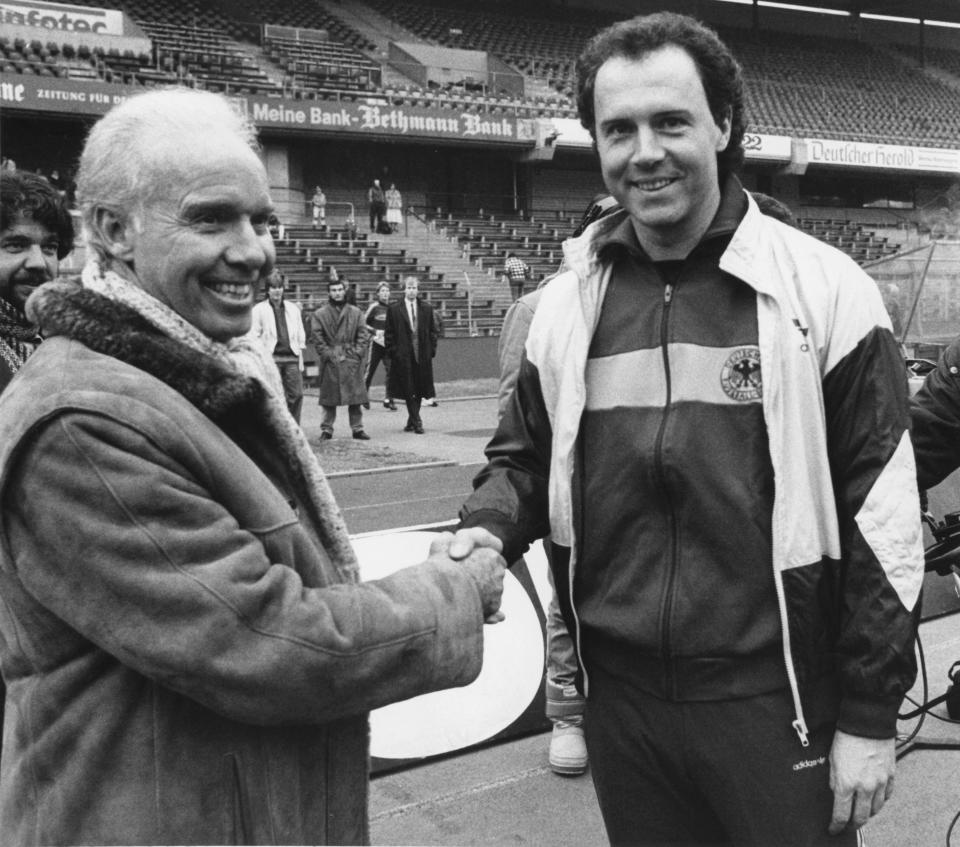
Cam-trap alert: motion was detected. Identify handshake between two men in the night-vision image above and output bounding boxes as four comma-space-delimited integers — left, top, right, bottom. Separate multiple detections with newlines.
434, 526, 508, 624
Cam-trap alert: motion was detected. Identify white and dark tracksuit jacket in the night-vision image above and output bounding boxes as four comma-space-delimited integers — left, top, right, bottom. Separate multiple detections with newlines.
460, 180, 924, 746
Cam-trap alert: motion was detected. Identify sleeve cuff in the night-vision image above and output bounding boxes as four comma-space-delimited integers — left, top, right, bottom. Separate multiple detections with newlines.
457, 509, 531, 564
837, 691, 903, 739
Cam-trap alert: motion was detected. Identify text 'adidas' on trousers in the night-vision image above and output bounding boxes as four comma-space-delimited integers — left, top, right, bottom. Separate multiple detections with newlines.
584, 663, 857, 846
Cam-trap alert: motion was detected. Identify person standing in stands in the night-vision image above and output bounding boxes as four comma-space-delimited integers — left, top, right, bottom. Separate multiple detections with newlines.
0, 87, 506, 845
364, 281, 396, 410
385, 182, 403, 233
311, 185, 326, 229
449, 12, 922, 845
367, 178, 386, 233
385, 276, 438, 434
503, 251, 531, 301
311, 278, 370, 440
342, 276, 358, 306
250, 271, 307, 423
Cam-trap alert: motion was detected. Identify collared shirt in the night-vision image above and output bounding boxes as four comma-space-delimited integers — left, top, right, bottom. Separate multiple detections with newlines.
594, 178, 747, 263
270, 299, 294, 358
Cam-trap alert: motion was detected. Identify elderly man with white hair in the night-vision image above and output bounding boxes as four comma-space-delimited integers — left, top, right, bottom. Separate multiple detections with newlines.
0, 88, 505, 846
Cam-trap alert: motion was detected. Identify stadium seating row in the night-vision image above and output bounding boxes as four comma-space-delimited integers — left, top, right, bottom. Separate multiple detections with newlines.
268, 205, 902, 339
275, 225, 508, 337
4, 0, 934, 334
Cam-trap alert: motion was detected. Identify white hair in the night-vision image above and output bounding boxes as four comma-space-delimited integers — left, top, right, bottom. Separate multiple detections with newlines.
77, 87, 259, 261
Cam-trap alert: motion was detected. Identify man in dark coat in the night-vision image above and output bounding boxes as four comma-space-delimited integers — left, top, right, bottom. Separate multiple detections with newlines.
367, 178, 386, 233
385, 275, 438, 434
311, 279, 370, 440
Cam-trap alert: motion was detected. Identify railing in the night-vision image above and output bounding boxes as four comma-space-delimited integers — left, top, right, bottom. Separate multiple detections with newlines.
404, 205, 433, 239
301, 200, 356, 233
462, 270, 478, 337
420, 197, 588, 225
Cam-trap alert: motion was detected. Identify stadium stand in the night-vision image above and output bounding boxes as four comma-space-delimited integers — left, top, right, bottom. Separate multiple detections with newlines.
431, 210, 577, 283
794, 217, 902, 264
891, 43, 960, 81
206, 0, 377, 51
365, 0, 960, 147
6, 0, 960, 145
727, 29, 960, 148
136, 22, 280, 94
263, 34, 381, 98
427, 206, 902, 282
11, 0, 950, 332
276, 225, 507, 337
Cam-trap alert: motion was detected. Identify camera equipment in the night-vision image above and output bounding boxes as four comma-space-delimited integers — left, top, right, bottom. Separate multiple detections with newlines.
923, 507, 960, 590
947, 662, 960, 720
896, 504, 960, 758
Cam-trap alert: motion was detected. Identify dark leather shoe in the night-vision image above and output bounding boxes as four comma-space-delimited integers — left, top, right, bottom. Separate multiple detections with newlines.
413, 425, 424, 434
353, 430, 370, 440
363, 402, 370, 410
403, 423, 415, 432
383, 400, 397, 411
320, 431, 333, 440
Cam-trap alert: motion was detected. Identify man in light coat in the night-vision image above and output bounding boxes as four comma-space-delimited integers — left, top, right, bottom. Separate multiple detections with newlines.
311, 278, 370, 439
250, 272, 306, 422
0, 87, 505, 846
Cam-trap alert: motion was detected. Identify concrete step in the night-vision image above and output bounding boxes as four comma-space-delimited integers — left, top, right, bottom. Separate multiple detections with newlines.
280, 214, 515, 335
385, 217, 514, 320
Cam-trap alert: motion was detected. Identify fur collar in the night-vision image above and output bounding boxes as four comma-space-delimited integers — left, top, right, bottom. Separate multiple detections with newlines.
31, 279, 262, 423
28, 277, 360, 582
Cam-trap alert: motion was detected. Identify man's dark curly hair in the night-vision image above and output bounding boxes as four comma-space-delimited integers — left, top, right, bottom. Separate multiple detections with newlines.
1, 170, 75, 259
576, 12, 746, 177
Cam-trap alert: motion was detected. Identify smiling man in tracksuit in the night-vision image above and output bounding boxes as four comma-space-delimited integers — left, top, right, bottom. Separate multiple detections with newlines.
450, 12, 923, 846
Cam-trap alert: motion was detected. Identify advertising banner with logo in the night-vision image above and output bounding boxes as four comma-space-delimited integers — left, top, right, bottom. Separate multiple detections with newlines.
741, 131, 792, 162
804, 137, 960, 174
0, 72, 133, 114
0, 73, 538, 146
0, 0, 126, 36
235, 95, 537, 145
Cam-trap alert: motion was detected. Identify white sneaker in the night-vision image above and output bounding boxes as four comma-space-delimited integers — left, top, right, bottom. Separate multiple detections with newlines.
548, 719, 587, 775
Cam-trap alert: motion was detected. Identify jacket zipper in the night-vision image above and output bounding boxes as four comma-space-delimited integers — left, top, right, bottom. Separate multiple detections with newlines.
654, 281, 679, 698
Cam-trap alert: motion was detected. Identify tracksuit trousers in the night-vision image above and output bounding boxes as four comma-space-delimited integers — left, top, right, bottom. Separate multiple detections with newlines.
585, 662, 858, 846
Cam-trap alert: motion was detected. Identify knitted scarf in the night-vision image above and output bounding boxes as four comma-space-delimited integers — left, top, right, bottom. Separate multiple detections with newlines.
0, 296, 40, 377
27, 261, 360, 582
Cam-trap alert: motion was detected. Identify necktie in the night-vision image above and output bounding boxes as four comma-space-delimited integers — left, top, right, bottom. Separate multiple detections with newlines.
410, 303, 417, 332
